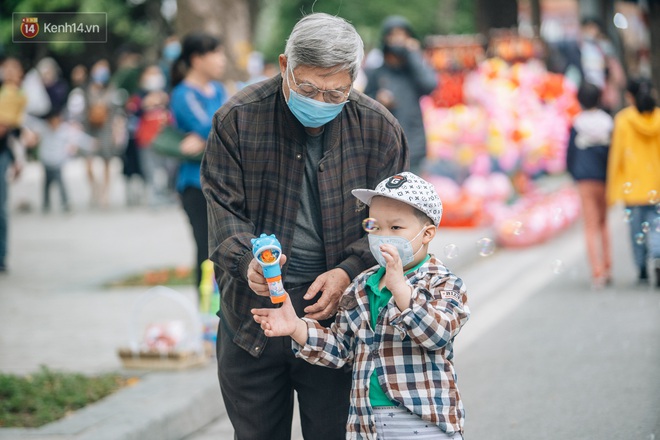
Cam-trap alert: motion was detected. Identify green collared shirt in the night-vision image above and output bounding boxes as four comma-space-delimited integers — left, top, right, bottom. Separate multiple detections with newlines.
365, 254, 431, 407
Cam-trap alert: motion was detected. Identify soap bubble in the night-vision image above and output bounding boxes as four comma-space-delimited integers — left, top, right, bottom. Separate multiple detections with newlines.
649, 190, 659, 204
444, 244, 459, 259
476, 238, 495, 257
623, 182, 633, 194
553, 207, 563, 220
641, 222, 650, 234
551, 259, 564, 275
512, 221, 524, 236
653, 218, 660, 233
635, 233, 645, 245
362, 218, 378, 232
623, 209, 632, 223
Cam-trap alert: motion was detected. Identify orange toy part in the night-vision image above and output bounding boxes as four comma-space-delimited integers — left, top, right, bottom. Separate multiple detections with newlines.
260, 249, 276, 263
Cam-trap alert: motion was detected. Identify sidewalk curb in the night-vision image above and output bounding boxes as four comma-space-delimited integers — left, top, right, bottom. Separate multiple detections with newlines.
0, 364, 224, 440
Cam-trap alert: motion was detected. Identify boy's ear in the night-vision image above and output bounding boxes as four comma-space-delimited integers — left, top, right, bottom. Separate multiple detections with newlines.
422, 224, 436, 244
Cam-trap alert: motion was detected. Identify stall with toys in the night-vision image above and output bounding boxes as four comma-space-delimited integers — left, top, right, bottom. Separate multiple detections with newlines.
422, 30, 581, 247
116, 261, 220, 370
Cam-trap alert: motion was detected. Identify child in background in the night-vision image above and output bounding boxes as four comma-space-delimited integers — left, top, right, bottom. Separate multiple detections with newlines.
29, 108, 95, 212
566, 82, 612, 289
252, 172, 469, 440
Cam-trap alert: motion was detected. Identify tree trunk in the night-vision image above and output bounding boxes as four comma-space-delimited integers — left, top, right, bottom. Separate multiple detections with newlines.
475, 0, 518, 36
650, 1, 660, 91
175, 0, 253, 83
530, 0, 541, 37
436, 0, 458, 34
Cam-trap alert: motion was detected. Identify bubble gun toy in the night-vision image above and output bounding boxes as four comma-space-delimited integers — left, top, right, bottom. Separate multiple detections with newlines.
251, 233, 287, 304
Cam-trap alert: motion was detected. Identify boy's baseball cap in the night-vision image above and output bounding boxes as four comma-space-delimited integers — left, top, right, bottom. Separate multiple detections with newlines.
352, 172, 443, 226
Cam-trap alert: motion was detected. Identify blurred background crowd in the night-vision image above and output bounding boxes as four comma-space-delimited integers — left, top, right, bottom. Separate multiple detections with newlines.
0, 0, 658, 277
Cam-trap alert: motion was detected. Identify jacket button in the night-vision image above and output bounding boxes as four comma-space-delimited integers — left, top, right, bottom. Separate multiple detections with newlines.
296, 153, 303, 160
319, 163, 325, 172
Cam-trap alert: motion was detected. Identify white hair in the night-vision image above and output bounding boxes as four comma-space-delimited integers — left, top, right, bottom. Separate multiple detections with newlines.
284, 13, 364, 81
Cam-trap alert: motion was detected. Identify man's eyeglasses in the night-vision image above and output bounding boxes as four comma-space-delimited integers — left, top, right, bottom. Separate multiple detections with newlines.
289, 67, 351, 104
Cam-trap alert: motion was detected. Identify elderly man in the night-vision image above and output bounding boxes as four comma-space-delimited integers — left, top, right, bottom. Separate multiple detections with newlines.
201, 13, 408, 439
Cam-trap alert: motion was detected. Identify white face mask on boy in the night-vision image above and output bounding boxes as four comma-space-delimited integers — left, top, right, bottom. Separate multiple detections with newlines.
368, 226, 426, 267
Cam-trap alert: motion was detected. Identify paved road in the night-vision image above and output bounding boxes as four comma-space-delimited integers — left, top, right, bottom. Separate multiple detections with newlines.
2, 159, 658, 439
187, 210, 660, 439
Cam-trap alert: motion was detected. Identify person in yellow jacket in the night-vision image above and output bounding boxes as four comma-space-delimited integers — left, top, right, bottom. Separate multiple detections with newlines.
606, 77, 660, 286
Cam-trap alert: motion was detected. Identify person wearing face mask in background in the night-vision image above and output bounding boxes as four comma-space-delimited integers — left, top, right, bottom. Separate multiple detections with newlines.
112, 45, 144, 205
170, 33, 228, 299
35, 57, 69, 118
85, 58, 127, 208
364, 16, 437, 176
159, 35, 181, 90
252, 172, 469, 440
201, 13, 408, 440
126, 64, 173, 206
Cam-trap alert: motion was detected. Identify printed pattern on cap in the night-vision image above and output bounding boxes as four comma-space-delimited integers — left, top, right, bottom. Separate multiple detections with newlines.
352, 172, 443, 226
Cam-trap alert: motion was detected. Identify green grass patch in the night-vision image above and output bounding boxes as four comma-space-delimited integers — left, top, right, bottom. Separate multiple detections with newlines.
105, 266, 194, 288
0, 366, 130, 428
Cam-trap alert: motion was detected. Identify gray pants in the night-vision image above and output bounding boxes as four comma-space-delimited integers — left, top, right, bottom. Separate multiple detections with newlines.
373, 407, 463, 439
43, 165, 69, 211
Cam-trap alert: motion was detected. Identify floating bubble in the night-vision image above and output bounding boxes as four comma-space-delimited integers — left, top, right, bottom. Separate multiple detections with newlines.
553, 207, 563, 220
623, 209, 632, 223
623, 182, 633, 194
444, 244, 459, 259
635, 233, 646, 245
551, 259, 564, 275
361, 218, 378, 232
654, 218, 660, 233
476, 238, 495, 257
641, 222, 650, 234
649, 190, 659, 204
512, 221, 524, 236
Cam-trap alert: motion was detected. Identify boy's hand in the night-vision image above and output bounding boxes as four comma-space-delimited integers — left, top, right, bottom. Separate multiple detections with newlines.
252, 296, 307, 344
247, 254, 287, 297
303, 268, 350, 320
380, 244, 413, 310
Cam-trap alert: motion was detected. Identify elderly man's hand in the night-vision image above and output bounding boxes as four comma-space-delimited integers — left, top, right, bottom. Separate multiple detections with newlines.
303, 268, 350, 320
247, 254, 287, 297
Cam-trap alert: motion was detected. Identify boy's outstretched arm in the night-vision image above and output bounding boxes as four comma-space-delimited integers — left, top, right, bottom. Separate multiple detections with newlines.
252, 296, 309, 345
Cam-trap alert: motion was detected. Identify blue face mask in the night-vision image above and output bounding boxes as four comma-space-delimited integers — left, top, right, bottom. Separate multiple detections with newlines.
368, 227, 426, 267
285, 71, 347, 128
92, 67, 110, 85
163, 42, 181, 62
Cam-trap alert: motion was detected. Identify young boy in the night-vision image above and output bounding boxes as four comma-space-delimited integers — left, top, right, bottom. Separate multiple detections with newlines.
252, 172, 469, 439
29, 108, 95, 212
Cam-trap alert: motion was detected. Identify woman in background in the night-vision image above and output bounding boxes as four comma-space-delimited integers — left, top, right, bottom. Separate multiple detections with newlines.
170, 33, 227, 296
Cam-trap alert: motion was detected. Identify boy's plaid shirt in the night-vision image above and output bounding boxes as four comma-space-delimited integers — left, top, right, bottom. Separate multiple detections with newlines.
293, 255, 470, 439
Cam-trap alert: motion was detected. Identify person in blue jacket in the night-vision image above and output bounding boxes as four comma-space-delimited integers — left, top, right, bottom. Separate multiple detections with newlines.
170, 33, 227, 293
566, 81, 612, 288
